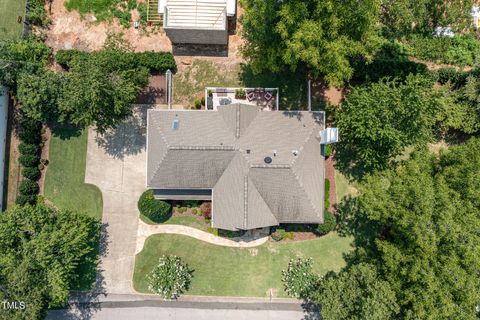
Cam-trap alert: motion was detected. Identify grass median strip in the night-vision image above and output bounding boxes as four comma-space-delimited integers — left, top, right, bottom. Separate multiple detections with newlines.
44, 127, 103, 219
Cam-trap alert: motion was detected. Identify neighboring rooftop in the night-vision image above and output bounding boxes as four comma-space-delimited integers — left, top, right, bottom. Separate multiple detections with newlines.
147, 104, 326, 230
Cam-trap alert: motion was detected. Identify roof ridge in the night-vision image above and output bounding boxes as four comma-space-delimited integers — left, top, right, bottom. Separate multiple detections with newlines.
236, 104, 240, 139
169, 145, 236, 151
291, 168, 322, 220
243, 175, 248, 229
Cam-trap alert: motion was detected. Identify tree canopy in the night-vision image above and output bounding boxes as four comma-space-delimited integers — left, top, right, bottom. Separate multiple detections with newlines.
240, 0, 381, 85
335, 75, 439, 175
335, 139, 480, 319
381, 0, 475, 37
0, 203, 101, 319
315, 263, 399, 320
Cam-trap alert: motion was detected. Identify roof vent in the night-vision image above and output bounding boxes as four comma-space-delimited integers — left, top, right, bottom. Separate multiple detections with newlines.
264, 156, 272, 164
273, 150, 277, 157
171, 118, 179, 130
246, 149, 251, 154
292, 150, 298, 156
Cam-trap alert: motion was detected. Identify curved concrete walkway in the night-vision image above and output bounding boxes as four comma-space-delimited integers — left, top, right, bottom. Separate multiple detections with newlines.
136, 221, 269, 254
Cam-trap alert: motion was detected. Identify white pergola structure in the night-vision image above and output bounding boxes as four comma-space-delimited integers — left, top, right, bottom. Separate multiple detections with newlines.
159, 0, 236, 45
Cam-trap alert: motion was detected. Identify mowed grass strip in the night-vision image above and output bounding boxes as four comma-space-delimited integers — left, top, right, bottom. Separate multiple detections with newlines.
0, 0, 26, 39
134, 233, 352, 297
44, 127, 103, 219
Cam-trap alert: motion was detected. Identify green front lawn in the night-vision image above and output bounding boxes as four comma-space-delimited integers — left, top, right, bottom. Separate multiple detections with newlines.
134, 232, 352, 297
0, 0, 26, 39
44, 127, 103, 219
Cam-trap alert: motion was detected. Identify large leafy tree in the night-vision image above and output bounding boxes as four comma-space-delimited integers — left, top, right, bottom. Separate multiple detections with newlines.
315, 263, 399, 320
337, 140, 480, 319
335, 75, 439, 175
240, 0, 381, 85
0, 203, 101, 319
58, 55, 149, 133
381, 0, 475, 36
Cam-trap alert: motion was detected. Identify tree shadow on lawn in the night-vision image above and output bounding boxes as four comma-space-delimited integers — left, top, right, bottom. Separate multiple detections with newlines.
94, 105, 151, 160
238, 64, 309, 111
49, 124, 83, 140
335, 195, 383, 266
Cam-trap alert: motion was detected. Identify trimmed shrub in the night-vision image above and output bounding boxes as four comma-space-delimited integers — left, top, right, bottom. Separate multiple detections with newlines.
325, 179, 330, 210
19, 179, 39, 195
38, 163, 45, 171
18, 119, 42, 144
19, 154, 40, 167
134, 51, 177, 72
183, 200, 202, 208
178, 207, 187, 214
138, 190, 171, 222
201, 202, 212, 219
191, 208, 198, 215
22, 167, 41, 181
315, 211, 336, 235
271, 228, 287, 241
148, 255, 192, 299
19, 143, 40, 156
324, 144, 333, 157
193, 97, 204, 110
15, 194, 37, 206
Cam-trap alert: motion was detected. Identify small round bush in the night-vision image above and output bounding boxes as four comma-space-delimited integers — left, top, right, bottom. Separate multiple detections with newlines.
18, 119, 42, 144
18, 143, 40, 156
22, 166, 41, 180
148, 255, 192, 299
271, 228, 287, 241
19, 179, 39, 195
38, 163, 45, 171
315, 212, 336, 235
19, 154, 40, 167
138, 190, 171, 222
15, 194, 36, 206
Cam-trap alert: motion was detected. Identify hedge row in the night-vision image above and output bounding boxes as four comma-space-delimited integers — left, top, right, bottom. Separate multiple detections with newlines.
16, 117, 44, 206
55, 49, 177, 73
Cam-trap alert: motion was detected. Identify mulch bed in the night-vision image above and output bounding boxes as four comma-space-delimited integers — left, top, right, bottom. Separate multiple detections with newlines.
136, 73, 166, 104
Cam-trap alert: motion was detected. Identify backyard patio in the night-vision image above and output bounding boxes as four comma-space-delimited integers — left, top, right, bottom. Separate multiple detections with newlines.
205, 87, 279, 111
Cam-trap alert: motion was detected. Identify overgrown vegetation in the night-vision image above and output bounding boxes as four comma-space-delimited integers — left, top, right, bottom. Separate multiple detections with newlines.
285, 140, 480, 319
0, 202, 101, 319
64, 0, 138, 27
403, 34, 480, 66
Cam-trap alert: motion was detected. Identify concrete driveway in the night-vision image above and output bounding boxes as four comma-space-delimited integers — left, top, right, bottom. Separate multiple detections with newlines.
85, 106, 150, 294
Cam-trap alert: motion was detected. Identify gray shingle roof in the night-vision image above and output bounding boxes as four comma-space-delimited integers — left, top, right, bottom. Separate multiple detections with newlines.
147, 104, 325, 230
